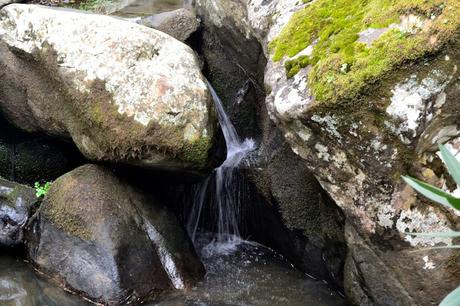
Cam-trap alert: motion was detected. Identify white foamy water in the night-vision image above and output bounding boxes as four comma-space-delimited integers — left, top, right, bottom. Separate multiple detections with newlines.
187, 81, 255, 243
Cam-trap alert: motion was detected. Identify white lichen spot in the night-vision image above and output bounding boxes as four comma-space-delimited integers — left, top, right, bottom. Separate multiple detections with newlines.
315, 143, 330, 162
422, 256, 436, 270
396, 207, 452, 247
377, 205, 396, 228
311, 115, 343, 141
387, 70, 450, 137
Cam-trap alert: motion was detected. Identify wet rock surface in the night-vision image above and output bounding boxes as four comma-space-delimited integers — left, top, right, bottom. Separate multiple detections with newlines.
138, 8, 199, 42
0, 177, 35, 248
251, 142, 346, 288
0, 4, 217, 172
194, 0, 460, 304
26, 164, 204, 304
194, 0, 346, 291
1, 234, 346, 306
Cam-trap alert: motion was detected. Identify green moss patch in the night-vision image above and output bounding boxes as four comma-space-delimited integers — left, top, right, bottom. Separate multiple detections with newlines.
270, 0, 460, 104
180, 135, 213, 166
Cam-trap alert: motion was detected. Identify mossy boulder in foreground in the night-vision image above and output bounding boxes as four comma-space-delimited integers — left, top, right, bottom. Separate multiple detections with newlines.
26, 164, 204, 304
0, 4, 217, 173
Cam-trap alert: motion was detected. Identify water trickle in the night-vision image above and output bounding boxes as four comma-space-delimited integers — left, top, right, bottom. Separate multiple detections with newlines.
187, 82, 255, 244
142, 217, 185, 290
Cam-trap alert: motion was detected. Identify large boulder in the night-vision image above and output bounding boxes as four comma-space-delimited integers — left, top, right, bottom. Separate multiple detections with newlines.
0, 177, 35, 248
195, 0, 460, 304
26, 164, 204, 305
0, 4, 217, 172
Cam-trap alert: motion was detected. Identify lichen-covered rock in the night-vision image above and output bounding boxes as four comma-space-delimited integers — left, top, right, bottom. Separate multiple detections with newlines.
0, 4, 217, 172
194, 0, 460, 304
0, 177, 35, 247
26, 164, 204, 305
138, 8, 200, 42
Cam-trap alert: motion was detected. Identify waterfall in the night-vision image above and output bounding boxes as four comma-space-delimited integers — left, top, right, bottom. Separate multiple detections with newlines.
186, 82, 255, 244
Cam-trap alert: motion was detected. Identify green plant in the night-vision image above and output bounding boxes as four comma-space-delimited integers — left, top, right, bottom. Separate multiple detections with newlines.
403, 144, 460, 305
34, 181, 52, 198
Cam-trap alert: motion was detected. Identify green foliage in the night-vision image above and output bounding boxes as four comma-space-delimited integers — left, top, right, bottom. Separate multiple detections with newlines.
403, 144, 460, 305
34, 181, 51, 198
440, 286, 460, 306
269, 0, 460, 104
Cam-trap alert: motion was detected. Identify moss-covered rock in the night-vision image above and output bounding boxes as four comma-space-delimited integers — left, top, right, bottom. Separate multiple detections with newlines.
195, 0, 460, 304
270, 0, 460, 105
27, 164, 204, 304
0, 4, 217, 173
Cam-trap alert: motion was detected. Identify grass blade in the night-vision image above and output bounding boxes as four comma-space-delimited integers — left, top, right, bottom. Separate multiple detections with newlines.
402, 176, 460, 210
405, 232, 460, 238
439, 144, 460, 187
440, 286, 460, 306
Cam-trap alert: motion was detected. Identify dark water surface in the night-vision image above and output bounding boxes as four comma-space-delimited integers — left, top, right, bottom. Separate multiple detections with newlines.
0, 255, 89, 306
0, 235, 345, 306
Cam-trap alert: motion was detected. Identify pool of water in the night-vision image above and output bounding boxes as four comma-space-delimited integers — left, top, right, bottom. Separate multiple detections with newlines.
0, 235, 345, 306
0, 255, 89, 306
153, 234, 346, 306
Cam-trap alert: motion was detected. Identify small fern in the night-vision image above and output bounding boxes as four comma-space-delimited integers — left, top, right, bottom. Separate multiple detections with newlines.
34, 181, 51, 198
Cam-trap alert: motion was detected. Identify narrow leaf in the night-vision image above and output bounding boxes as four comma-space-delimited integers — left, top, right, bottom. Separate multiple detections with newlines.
402, 176, 460, 210
439, 144, 460, 187
440, 286, 460, 306
410, 245, 460, 253
405, 232, 460, 238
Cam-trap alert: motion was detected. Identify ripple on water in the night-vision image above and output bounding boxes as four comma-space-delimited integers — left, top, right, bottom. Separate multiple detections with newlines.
154, 233, 347, 306
0, 235, 346, 306
0, 255, 89, 306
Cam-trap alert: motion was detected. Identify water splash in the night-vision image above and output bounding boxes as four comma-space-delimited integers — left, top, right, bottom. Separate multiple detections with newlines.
187, 81, 255, 244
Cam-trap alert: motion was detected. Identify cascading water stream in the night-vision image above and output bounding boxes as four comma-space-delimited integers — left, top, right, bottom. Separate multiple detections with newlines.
187, 82, 255, 245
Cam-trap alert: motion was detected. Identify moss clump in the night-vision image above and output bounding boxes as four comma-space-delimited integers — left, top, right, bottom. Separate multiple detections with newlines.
41, 177, 92, 241
285, 55, 311, 78
270, 0, 460, 104
180, 136, 212, 166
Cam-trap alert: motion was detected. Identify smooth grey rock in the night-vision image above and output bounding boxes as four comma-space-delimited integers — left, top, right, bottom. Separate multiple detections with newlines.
138, 8, 200, 42
26, 164, 204, 304
0, 177, 35, 247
